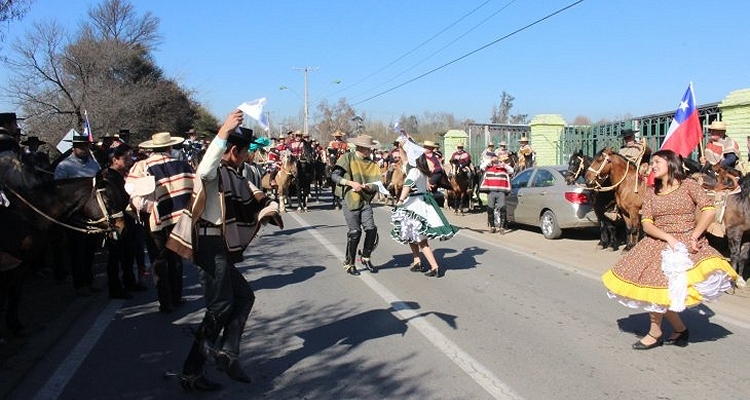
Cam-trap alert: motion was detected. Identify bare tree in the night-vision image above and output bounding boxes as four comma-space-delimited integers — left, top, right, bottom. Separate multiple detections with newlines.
313, 98, 357, 141
491, 91, 515, 124
84, 0, 160, 51
1, 0, 34, 45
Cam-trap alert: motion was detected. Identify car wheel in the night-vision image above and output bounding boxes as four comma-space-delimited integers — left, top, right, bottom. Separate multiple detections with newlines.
540, 210, 562, 239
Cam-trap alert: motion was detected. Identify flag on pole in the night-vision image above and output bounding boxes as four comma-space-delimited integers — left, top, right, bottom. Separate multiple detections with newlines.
82, 111, 94, 143
660, 82, 702, 157
238, 98, 270, 131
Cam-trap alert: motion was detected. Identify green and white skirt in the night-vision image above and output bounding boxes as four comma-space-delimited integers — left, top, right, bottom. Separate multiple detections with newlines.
390, 192, 459, 244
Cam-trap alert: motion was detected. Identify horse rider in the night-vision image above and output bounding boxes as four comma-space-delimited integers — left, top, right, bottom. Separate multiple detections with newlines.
384, 140, 401, 185
127, 131, 194, 313
518, 136, 535, 168
242, 133, 269, 188
20, 136, 51, 173
701, 120, 740, 170
54, 132, 102, 297
288, 130, 305, 158
327, 130, 349, 164
331, 134, 381, 275
479, 152, 514, 234
266, 136, 288, 186
449, 143, 473, 176
617, 128, 651, 176
480, 142, 496, 164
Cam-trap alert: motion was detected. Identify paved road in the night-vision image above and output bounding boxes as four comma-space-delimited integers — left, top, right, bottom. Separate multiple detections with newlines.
7, 198, 750, 400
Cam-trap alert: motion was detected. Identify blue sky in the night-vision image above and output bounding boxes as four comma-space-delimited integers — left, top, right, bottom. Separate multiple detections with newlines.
2, 0, 749, 129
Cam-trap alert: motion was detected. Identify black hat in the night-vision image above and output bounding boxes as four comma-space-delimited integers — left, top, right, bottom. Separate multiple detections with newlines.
66, 134, 91, 144
21, 136, 47, 146
227, 127, 256, 147
620, 128, 638, 138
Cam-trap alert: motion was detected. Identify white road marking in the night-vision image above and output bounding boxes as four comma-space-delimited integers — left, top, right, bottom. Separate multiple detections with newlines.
33, 300, 125, 400
288, 212, 523, 400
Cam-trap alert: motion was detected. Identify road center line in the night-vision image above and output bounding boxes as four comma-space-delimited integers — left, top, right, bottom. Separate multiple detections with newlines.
288, 212, 523, 400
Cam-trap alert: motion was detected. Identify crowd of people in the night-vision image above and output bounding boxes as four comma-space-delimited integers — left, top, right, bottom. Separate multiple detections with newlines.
1, 108, 747, 393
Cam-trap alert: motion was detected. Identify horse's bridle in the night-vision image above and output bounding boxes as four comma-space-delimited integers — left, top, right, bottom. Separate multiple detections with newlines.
2, 177, 115, 234
586, 153, 632, 192
570, 156, 586, 181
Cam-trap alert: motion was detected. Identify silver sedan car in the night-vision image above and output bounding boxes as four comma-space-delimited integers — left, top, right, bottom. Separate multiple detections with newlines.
506, 165, 598, 239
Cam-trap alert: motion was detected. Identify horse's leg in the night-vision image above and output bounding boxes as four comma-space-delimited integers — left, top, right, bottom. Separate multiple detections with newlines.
623, 213, 640, 251
726, 228, 745, 287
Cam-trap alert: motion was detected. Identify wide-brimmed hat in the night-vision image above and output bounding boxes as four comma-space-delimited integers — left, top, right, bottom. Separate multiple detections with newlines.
422, 140, 439, 148
332, 131, 345, 137
456, 143, 465, 148
138, 132, 185, 148
707, 120, 727, 132
227, 127, 256, 147
68, 134, 92, 144
519, 136, 529, 142
21, 136, 46, 146
351, 134, 378, 149
100, 131, 119, 139
294, 130, 303, 136
498, 141, 506, 146
620, 128, 639, 138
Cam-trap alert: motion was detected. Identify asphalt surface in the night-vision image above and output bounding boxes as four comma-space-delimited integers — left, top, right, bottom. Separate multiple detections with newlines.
0, 198, 750, 398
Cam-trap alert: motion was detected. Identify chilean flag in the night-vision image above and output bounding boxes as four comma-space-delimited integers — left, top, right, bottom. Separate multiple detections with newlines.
660, 82, 702, 157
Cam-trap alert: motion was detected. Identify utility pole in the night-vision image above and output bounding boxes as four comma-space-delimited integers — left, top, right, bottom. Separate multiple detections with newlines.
293, 67, 318, 137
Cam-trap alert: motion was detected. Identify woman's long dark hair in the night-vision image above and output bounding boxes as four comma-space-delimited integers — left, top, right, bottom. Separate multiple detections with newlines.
652, 149, 686, 194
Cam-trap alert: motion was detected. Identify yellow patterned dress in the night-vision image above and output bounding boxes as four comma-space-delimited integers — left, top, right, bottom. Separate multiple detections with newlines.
601, 178, 737, 313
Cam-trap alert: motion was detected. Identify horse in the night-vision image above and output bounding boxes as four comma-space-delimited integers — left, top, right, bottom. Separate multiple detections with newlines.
585, 148, 645, 251
262, 151, 296, 212
721, 173, 750, 287
447, 166, 473, 215
566, 150, 622, 251
293, 142, 317, 212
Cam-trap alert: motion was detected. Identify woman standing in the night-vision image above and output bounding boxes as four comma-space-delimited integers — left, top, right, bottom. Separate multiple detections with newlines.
602, 149, 737, 349
390, 153, 459, 277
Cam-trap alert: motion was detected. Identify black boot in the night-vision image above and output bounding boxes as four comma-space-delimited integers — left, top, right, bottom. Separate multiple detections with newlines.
487, 208, 496, 233
344, 230, 361, 275
499, 206, 508, 234
360, 229, 378, 273
215, 350, 252, 383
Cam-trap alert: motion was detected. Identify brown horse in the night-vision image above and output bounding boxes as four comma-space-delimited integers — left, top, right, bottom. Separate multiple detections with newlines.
262, 151, 296, 213
723, 173, 750, 287
447, 166, 473, 214
383, 157, 406, 206
585, 148, 644, 251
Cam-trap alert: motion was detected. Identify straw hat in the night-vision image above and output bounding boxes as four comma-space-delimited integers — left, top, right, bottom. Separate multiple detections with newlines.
422, 140, 439, 148
519, 136, 529, 142
351, 134, 378, 149
332, 131, 345, 137
138, 132, 185, 148
498, 141, 506, 147
706, 120, 727, 132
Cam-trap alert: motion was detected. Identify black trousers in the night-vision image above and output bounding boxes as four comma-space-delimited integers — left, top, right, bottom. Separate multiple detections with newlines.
150, 227, 183, 309
66, 230, 100, 290
106, 215, 137, 295
183, 235, 255, 374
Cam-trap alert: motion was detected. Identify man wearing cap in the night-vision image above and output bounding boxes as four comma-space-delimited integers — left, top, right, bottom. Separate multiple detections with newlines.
127, 131, 194, 313
288, 130, 305, 158
55, 133, 102, 297
331, 134, 382, 275
421, 140, 446, 191
701, 121, 740, 169
177, 110, 282, 391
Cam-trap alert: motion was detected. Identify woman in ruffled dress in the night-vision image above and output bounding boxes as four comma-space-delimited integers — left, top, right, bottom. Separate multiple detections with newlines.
602, 149, 737, 350
390, 153, 459, 277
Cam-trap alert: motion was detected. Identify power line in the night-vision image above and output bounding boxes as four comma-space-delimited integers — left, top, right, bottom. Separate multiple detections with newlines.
327, 0, 494, 99
352, 0, 587, 106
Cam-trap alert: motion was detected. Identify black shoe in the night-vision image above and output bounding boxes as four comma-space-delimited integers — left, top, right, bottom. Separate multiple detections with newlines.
361, 257, 377, 273
344, 264, 360, 276
632, 333, 662, 350
159, 304, 174, 313
215, 352, 252, 383
424, 268, 439, 277
663, 329, 689, 347
180, 373, 223, 392
409, 262, 423, 272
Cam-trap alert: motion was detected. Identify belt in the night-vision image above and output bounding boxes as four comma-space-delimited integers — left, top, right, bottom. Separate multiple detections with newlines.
408, 192, 425, 197
197, 221, 222, 236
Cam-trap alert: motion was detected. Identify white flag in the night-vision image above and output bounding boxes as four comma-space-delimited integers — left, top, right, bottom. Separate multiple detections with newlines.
238, 98, 269, 131
56, 128, 78, 153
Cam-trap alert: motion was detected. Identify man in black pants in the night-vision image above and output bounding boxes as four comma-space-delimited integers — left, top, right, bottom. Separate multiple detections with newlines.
173, 110, 282, 391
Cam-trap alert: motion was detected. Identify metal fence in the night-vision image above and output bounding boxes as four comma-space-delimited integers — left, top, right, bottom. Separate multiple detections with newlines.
465, 123, 531, 162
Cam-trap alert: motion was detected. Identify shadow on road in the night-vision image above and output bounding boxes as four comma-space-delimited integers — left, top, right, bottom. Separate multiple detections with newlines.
615, 303, 733, 343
